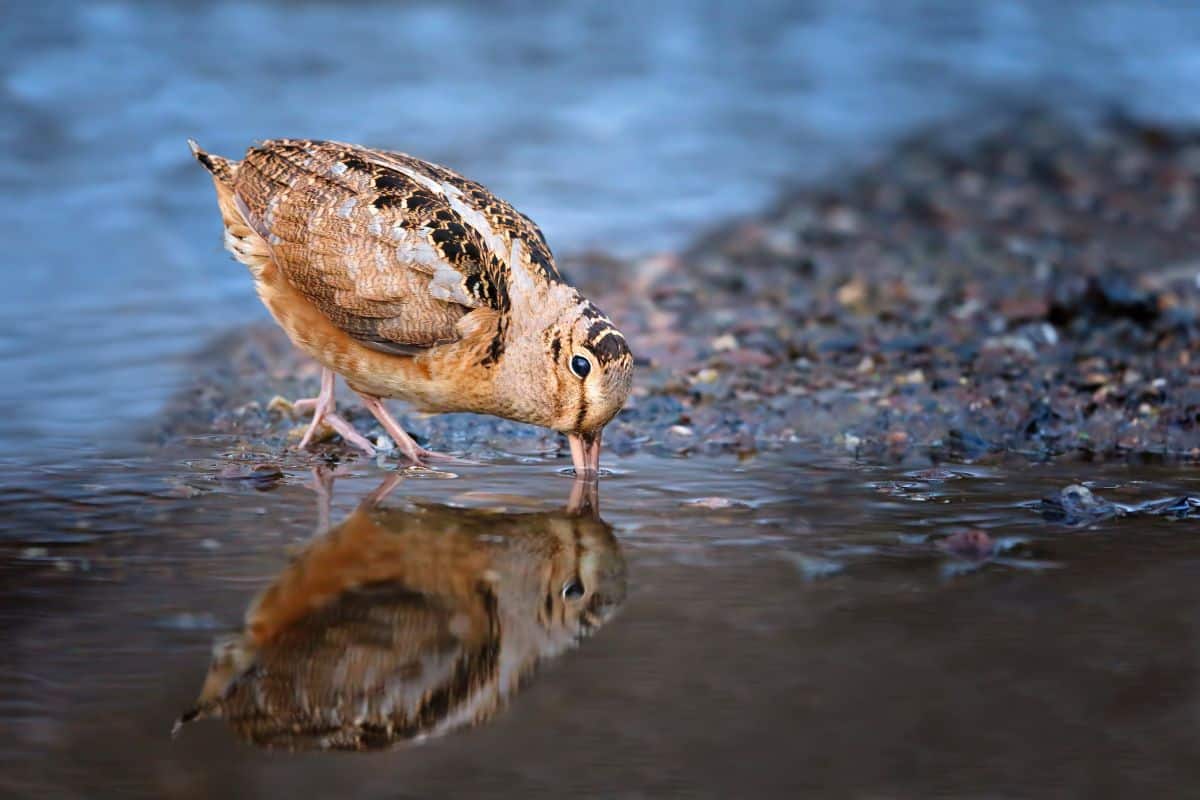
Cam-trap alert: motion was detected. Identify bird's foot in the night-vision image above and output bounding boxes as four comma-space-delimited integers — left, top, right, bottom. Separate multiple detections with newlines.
318, 413, 377, 456
397, 445, 477, 469
355, 392, 476, 468
291, 367, 377, 456
381, 428, 474, 468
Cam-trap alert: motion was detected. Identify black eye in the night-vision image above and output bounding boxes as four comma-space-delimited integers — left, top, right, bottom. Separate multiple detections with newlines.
569, 355, 591, 379
562, 578, 585, 600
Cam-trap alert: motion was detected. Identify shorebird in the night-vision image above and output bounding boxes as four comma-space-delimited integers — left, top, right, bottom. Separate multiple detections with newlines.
190, 139, 632, 477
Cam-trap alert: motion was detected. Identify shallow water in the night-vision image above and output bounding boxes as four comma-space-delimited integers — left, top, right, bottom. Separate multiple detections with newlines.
6, 446, 1200, 796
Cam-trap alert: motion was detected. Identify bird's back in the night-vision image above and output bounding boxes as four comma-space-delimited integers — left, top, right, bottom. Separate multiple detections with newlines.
193, 139, 561, 355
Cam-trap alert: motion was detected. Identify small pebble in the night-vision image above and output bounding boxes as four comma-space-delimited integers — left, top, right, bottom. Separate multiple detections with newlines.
711, 334, 738, 351
685, 497, 742, 510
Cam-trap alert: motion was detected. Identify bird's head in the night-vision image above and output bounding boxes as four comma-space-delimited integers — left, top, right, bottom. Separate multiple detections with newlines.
495, 287, 633, 478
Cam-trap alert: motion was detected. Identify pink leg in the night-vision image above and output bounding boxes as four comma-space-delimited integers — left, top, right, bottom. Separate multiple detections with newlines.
285, 375, 325, 416
323, 414, 378, 456
297, 368, 336, 450
354, 392, 465, 466
296, 368, 377, 456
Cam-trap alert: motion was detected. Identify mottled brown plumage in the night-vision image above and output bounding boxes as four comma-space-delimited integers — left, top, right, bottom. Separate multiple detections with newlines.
176, 475, 625, 751
190, 138, 632, 473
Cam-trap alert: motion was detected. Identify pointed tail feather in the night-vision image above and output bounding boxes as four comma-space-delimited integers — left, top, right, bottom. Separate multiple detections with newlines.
187, 139, 235, 183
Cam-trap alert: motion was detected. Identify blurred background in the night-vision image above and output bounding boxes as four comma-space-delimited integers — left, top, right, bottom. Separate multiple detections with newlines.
2, 0, 1200, 459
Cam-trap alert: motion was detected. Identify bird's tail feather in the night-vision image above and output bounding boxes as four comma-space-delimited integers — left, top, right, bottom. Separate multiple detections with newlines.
188, 139, 236, 184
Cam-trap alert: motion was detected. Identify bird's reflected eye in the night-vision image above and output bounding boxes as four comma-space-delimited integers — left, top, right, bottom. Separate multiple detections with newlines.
562, 578, 586, 600
569, 355, 591, 379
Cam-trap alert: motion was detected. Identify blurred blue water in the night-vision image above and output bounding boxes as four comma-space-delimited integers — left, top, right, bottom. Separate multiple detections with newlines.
1, 0, 1199, 458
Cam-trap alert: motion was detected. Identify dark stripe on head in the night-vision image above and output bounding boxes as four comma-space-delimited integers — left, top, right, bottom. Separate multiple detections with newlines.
584, 320, 630, 366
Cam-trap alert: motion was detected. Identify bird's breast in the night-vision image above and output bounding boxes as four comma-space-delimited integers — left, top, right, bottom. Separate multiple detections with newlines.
254, 264, 500, 412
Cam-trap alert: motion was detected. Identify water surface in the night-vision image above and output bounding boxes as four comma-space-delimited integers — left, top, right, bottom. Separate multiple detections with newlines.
5, 447, 1200, 796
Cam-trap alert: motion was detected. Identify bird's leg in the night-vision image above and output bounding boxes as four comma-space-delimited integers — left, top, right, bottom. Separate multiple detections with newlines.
272, 369, 326, 417
322, 414, 378, 456
297, 368, 377, 456
354, 392, 462, 466
296, 368, 336, 449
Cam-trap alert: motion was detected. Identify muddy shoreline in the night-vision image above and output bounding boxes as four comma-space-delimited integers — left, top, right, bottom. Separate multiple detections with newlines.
159, 115, 1200, 467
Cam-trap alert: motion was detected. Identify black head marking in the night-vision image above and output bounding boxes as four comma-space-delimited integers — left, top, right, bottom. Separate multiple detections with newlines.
584, 319, 630, 366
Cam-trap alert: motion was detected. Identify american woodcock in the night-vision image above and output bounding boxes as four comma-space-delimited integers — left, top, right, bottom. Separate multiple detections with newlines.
190, 139, 632, 476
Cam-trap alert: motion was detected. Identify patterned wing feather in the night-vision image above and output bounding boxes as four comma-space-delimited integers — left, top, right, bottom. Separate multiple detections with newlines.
230, 140, 526, 352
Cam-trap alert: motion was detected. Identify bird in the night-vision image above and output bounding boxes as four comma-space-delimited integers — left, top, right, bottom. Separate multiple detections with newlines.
189, 138, 633, 477
175, 471, 626, 751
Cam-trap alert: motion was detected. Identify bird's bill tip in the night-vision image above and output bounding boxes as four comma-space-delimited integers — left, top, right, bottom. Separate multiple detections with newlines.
568, 431, 603, 480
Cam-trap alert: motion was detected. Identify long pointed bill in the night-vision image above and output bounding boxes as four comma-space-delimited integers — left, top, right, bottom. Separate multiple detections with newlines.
568, 431, 603, 480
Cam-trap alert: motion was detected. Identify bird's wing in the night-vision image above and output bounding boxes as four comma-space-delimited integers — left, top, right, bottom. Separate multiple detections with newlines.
230, 139, 553, 354
363, 146, 563, 286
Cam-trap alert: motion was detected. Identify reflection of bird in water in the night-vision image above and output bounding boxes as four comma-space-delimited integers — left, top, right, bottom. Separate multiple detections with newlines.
176, 474, 625, 751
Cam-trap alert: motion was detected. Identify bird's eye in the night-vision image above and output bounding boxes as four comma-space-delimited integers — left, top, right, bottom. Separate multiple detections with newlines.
562, 578, 586, 600
569, 354, 592, 379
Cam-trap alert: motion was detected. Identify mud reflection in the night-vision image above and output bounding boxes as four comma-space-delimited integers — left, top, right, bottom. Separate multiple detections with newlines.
176, 474, 625, 751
